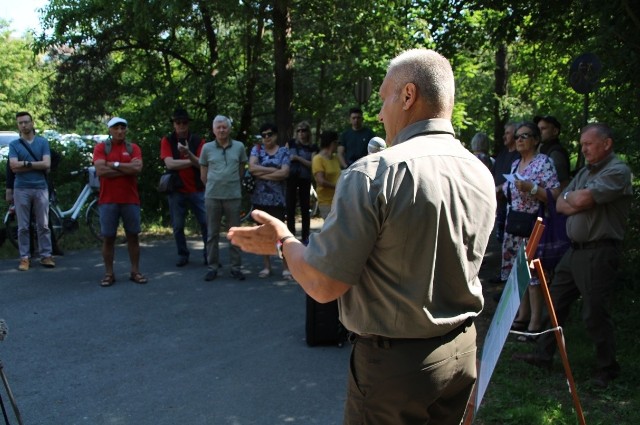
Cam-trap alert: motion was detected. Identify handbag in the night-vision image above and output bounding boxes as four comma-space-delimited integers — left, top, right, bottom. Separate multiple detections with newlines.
504, 169, 538, 237
241, 169, 256, 193
505, 209, 539, 237
535, 188, 571, 269
158, 171, 183, 193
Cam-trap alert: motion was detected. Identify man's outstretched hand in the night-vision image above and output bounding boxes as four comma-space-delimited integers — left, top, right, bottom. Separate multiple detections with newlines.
227, 209, 292, 255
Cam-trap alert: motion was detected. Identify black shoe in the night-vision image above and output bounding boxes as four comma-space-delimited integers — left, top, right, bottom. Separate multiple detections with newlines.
512, 352, 552, 370
204, 269, 218, 281
492, 289, 503, 303
176, 257, 189, 267
230, 269, 245, 281
591, 363, 620, 389
488, 275, 506, 285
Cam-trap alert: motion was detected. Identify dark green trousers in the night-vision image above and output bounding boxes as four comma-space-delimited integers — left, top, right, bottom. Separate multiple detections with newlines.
536, 245, 620, 371
343, 324, 476, 425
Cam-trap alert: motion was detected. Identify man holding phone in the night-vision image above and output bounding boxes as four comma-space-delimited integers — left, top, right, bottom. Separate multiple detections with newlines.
160, 108, 208, 267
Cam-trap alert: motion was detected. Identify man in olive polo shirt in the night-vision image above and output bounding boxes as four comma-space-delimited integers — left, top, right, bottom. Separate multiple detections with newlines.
227, 49, 496, 424
199, 115, 247, 281
514, 123, 632, 389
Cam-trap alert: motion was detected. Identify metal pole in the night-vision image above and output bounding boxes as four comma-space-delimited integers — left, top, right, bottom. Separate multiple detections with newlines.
0, 360, 24, 425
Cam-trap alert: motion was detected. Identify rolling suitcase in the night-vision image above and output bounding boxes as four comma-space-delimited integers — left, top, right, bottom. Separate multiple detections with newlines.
305, 295, 347, 347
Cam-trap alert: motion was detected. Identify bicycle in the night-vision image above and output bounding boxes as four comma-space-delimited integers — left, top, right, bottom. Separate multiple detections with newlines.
4, 166, 102, 251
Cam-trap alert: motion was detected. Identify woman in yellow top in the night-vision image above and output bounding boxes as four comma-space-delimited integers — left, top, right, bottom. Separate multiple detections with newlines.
311, 131, 341, 219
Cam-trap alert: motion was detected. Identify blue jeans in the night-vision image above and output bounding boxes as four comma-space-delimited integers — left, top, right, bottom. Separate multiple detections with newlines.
14, 187, 52, 258
167, 191, 207, 260
205, 198, 241, 271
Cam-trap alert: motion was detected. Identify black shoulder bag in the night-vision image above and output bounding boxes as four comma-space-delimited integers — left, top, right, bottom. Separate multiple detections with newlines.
504, 160, 540, 237
19, 139, 48, 179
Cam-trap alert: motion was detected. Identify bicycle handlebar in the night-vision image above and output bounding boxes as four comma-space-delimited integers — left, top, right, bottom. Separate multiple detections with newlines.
69, 167, 92, 176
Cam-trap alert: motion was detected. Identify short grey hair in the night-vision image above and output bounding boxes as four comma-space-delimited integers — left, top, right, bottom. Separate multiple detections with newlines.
471, 132, 490, 152
387, 49, 455, 118
212, 115, 232, 127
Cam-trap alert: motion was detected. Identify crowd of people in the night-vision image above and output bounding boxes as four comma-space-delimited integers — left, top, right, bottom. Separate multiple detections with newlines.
4, 47, 634, 422
4, 106, 378, 285
478, 114, 632, 389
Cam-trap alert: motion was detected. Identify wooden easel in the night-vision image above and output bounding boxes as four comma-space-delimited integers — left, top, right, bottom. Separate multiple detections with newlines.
464, 219, 586, 425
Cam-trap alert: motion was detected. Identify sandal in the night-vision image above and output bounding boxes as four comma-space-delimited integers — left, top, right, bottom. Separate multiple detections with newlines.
258, 268, 271, 278
129, 272, 148, 284
517, 329, 541, 343
282, 270, 294, 281
100, 273, 116, 287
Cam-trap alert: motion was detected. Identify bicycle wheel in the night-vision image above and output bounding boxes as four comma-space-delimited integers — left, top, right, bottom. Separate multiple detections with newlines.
49, 208, 64, 241
86, 199, 103, 242
4, 209, 18, 249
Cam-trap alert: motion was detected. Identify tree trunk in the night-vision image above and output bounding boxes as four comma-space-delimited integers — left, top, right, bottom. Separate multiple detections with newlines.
494, 44, 508, 155
273, 0, 294, 144
238, 3, 267, 143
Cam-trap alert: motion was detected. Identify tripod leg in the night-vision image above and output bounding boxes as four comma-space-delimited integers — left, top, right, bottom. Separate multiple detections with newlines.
0, 392, 11, 425
0, 361, 23, 425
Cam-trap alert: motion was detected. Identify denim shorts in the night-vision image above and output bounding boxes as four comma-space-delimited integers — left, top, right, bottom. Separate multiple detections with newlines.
99, 203, 141, 237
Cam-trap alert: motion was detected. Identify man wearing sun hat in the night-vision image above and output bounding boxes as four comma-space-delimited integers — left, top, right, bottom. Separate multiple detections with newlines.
160, 108, 208, 267
92, 117, 148, 287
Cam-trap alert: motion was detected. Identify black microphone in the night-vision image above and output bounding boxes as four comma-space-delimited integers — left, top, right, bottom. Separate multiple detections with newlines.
367, 137, 386, 154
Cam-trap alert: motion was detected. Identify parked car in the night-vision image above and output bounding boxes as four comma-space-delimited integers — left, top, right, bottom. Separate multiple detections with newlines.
0, 131, 19, 160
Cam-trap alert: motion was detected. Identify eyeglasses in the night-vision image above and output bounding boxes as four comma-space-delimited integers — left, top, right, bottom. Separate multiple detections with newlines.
515, 133, 533, 140
261, 132, 274, 138
174, 120, 189, 125
296, 128, 309, 133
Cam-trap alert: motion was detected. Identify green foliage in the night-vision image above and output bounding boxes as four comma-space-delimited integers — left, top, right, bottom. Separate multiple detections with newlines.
5, 0, 637, 286
0, 24, 53, 129
476, 288, 640, 424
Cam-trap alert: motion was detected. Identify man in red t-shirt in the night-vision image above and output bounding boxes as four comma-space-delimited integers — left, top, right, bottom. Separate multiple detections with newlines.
92, 117, 147, 287
159, 108, 207, 267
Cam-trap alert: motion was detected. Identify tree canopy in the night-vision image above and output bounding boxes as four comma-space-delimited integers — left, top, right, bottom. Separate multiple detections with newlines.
1, 0, 637, 229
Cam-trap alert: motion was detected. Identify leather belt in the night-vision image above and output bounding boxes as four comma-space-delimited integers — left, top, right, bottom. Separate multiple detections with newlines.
349, 317, 473, 348
571, 239, 620, 250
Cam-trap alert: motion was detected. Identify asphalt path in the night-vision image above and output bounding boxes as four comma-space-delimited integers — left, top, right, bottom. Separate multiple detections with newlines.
0, 236, 349, 425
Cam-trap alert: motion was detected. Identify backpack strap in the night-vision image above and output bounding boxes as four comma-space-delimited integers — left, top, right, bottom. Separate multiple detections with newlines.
104, 138, 133, 156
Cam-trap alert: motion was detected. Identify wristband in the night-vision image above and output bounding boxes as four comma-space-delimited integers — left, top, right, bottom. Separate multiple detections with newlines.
276, 235, 295, 259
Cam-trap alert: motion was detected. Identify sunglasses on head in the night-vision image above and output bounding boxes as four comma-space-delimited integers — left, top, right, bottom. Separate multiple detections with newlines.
261, 131, 274, 138
296, 128, 309, 133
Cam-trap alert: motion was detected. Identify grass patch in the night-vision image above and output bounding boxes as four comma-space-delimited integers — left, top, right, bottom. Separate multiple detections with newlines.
475, 286, 640, 425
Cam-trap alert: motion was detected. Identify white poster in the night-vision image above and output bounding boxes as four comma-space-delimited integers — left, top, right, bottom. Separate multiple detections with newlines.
474, 245, 531, 414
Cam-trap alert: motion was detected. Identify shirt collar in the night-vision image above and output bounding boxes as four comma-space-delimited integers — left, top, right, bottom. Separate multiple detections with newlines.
586, 152, 615, 172
393, 119, 455, 146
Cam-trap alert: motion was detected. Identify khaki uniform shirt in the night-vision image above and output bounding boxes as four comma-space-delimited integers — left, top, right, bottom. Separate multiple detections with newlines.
564, 153, 632, 243
304, 119, 496, 338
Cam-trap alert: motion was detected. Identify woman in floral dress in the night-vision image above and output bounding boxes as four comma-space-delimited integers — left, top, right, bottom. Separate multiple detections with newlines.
249, 123, 291, 279
501, 122, 560, 338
